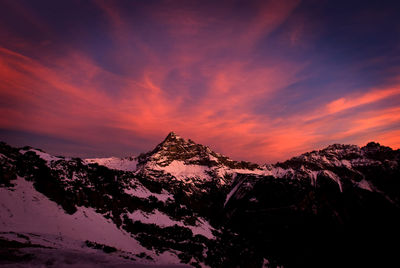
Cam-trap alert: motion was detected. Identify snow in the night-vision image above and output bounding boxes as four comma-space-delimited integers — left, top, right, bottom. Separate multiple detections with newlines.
322, 170, 343, 192
224, 180, 243, 207
19, 149, 61, 163
0, 246, 125, 267
350, 158, 379, 167
208, 154, 219, 162
308, 170, 319, 186
267, 167, 294, 178
0, 176, 191, 265
230, 168, 265, 175
0, 153, 10, 161
262, 258, 270, 268
124, 184, 173, 202
127, 209, 215, 239
341, 159, 352, 169
191, 219, 215, 239
216, 165, 289, 183
153, 160, 211, 181
128, 209, 177, 227
0, 233, 190, 267
0, 176, 146, 254
320, 155, 329, 163
357, 179, 373, 192
84, 157, 137, 171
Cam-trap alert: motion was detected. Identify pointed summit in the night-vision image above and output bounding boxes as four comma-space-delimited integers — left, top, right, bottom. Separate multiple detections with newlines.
158, 132, 193, 153
166, 131, 178, 138
136, 132, 259, 170
137, 132, 210, 167
163, 131, 183, 143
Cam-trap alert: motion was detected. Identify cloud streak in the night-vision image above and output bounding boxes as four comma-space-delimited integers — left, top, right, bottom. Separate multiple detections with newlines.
0, 0, 399, 163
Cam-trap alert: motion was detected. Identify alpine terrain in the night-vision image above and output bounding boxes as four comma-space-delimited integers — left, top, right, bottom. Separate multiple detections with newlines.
0, 132, 399, 267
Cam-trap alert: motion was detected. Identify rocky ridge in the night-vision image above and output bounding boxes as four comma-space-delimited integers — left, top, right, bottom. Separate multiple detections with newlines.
1, 133, 399, 268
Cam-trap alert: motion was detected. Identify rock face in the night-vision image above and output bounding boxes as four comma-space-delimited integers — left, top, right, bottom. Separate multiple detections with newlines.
225, 142, 400, 206
0, 135, 399, 268
137, 132, 258, 169
223, 142, 400, 268
136, 132, 259, 186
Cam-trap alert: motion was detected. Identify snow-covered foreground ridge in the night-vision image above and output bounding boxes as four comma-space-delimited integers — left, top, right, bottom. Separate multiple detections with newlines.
0, 139, 218, 267
0, 176, 146, 254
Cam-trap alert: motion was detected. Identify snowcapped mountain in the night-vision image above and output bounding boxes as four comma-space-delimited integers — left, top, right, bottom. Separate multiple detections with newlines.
135, 132, 260, 184
0, 142, 216, 267
224, 142, 400, 207
1, 134, 399, 268
83, 133, 396, 203
222, 142, 400, 268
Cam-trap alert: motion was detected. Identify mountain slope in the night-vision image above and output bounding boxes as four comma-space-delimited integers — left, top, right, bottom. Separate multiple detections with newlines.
0, 142, 216, 267
1, 135, 400, 268
223, 142, 400, 268
224, 142, 400, 207
0, 176, 149, 256
136, 132, 260, 184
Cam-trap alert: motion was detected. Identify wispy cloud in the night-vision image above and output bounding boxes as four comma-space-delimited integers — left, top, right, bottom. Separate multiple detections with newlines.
326, 88, 400, 114
1, 0, 399, 162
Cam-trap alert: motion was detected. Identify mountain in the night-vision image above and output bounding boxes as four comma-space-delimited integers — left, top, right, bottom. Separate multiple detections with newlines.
223, 142, 400, 267
136, 132, 259, 184
0, 134, 399, 267
0, 141, 216, 267
226, 142, 400, 205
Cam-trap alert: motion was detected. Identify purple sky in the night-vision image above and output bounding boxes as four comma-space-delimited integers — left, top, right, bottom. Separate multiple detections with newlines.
1, 0, 400, 163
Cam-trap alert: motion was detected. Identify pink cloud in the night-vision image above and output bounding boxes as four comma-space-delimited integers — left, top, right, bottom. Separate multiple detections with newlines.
2, 38, 399, 163
1, 1, 399, 163
326, 87, 400, 114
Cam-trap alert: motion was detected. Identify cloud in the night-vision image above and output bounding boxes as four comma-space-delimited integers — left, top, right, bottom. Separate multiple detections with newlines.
326, 88, 400, 114
1, 0, 399, 163
375, 130, 400, 149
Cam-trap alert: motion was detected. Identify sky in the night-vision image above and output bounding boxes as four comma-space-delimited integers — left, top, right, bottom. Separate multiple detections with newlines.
1, 0, 400, 164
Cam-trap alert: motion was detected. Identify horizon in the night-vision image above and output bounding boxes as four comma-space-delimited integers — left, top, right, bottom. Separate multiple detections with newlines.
0, 132, 394, 165
1, 0, 400, 163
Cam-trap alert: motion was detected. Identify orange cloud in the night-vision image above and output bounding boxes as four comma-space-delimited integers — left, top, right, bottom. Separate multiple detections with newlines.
375, 130, 400, 149
326, 87, 400, 114
1, 1, 399, 163
0, 47, 119, 141
3, 42, 399, 163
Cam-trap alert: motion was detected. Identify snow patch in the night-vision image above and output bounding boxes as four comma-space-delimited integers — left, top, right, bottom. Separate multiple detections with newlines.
127, 209, 215, 239
224, 180, 243, 207
0, 176, 146, 254
308, 170, 319, 186
153, 160, 211, 181
19, 149, 61, 163
124, 184, 173, 202
322, 170, 343, 192
357, 179, 373, 192
341, 159, 352, 168
266, 167, 294, 178
85, 157, 137, 171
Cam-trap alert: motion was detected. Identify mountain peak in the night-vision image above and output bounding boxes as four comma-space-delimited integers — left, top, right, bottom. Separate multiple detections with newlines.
164, 131, 181, 141
159, 132, 194, 149
136, 132, 259, 171
137, 132, 215, 167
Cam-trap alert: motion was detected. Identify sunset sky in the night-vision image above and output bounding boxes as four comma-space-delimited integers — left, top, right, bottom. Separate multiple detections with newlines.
1, 0, 400, 163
